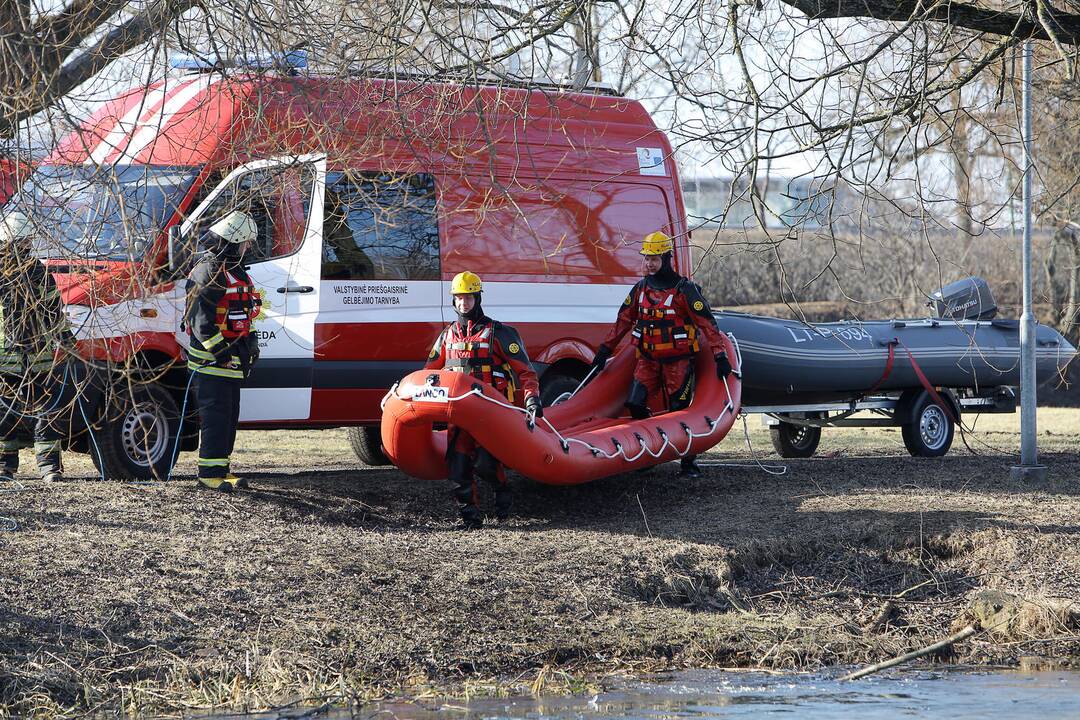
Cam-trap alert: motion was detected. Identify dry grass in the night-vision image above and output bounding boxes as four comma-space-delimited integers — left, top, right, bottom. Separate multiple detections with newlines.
2, 408, 1080, 717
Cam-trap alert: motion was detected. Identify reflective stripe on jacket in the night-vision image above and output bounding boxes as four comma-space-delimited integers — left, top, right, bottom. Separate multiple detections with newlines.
185, 258, 260, 379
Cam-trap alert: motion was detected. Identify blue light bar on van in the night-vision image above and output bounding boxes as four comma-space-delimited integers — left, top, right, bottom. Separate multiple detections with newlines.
169, 49, 308, 71
169, 54, 215, 70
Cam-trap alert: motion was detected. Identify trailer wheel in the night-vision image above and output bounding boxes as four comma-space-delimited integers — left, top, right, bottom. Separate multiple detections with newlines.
92, 381, 180, 480
902, 397, 954, 457
770, 422, 821, 458
347, 426, 389, 466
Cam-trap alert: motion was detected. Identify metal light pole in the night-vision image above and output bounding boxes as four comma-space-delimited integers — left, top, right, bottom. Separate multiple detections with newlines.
1011, 39, 1048, 481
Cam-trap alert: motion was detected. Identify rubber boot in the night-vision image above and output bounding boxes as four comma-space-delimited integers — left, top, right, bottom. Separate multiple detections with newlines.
448, 451, 482, 529
35, 440, 63, 482
0, 443, 18, 481
493, 485, 512, 520
198, 476, 234, 493
625, 380, 651, 420
226, 473, 249, 489
475, 448, 510, 520
678, 455, 703, 479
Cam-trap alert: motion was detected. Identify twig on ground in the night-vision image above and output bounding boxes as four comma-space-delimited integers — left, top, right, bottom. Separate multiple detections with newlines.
635, 494, 652, 538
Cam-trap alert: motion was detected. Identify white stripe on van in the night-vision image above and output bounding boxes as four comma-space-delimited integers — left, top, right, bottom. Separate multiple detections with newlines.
85, 83, 173, 165
316, 280, 629, 325
113, 74, 223, 165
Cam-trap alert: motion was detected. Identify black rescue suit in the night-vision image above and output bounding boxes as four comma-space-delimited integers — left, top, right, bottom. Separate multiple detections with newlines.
0, 253, 71, 478
184, 253, 261, 481
425, 314, 540, 526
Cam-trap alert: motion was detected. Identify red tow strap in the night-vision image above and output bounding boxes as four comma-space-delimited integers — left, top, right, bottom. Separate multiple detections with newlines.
866, 336, 957, 423
868, 339, 897, 393
899, 341, 958, 423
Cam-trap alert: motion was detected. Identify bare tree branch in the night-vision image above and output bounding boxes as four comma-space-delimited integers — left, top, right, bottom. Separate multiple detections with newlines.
781, 0, 1080, 45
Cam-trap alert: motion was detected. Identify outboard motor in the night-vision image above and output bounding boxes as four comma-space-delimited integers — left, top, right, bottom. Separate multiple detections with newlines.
928, 276, 997, 320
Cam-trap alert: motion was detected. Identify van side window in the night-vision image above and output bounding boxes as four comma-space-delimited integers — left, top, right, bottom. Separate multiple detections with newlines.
192, 162, 315, 263
321, 172, 439, 280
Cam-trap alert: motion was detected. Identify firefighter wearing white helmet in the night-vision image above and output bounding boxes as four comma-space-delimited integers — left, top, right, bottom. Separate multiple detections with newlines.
183, 210, 263, 492
425, 271, 541, 528
0, 211, 72, 482
590, 231, 733, 479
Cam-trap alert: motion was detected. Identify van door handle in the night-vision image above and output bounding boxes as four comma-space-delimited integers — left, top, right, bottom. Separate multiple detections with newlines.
277, 285, 314, 294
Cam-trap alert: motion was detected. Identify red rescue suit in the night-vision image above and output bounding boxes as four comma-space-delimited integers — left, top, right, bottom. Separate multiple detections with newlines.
602, 278, 725, 412
425, 316, 539, 524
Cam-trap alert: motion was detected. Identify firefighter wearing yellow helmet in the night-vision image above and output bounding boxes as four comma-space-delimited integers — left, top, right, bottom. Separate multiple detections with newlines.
590, 231, 733, 479
184, 210, 263, 492
425, 271, 541, 528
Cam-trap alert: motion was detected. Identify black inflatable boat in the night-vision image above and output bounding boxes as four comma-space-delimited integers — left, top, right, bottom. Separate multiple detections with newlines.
713, 277, 1075, 458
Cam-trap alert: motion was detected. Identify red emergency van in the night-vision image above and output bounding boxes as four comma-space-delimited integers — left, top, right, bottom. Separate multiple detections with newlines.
0, 156, 28, 203
12, 57, 690, 478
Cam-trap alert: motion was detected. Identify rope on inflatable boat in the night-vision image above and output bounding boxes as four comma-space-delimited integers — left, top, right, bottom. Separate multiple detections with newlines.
386, 379, 737, 463
697, 414, 789, 476
382, 334, 747, 466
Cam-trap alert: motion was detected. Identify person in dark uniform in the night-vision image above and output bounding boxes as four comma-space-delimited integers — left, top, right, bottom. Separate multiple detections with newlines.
590, 231, 732, 478
0, 211, 72, 482
184, 211, 262, 492
425, 271, 542, 528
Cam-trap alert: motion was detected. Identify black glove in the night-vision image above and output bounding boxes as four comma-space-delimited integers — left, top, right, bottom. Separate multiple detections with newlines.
715, 351, 733, 379
590, 345, 612, 373
525, 396, 544, 419
212, 343, 234, 366
247, 336, 261, 366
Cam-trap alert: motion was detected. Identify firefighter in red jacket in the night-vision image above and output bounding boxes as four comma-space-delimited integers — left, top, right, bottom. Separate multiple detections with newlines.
426, 271, 542, 528
184, 211, 262, 492
590, 231, 732, 478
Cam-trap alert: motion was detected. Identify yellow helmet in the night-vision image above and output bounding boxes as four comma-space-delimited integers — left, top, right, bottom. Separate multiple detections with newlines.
450, 271, 482, 295
641, 231, 674, 256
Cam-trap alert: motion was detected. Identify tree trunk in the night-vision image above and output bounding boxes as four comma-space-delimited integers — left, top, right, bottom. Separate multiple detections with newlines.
1064, 234, 1080, 343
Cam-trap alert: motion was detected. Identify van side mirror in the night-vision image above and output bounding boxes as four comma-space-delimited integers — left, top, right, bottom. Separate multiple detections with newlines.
167, 224, 181, 271
165, 224, 196, 279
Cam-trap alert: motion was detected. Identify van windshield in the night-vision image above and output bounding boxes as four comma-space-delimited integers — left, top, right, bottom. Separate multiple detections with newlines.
7, 164, 200, 261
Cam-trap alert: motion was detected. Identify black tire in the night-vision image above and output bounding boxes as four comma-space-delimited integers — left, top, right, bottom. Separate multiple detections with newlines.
347, 426, 389, 466
92, 381, 181, 480
769, 422, 822, 458
540, 372, 582, 406
902, 396, 955, 457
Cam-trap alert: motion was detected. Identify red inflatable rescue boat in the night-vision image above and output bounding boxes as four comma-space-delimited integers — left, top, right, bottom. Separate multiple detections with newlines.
380, 336, 743, 485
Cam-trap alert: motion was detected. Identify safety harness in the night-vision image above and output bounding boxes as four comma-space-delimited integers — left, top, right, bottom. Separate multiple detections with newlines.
631, 284, 700, 360
187, 268, 261, 379
441, 321, 517, 401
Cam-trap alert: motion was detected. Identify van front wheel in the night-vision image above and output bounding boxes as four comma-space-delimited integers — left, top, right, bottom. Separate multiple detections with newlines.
347, 426, 389, 466
92, 381, 180, 480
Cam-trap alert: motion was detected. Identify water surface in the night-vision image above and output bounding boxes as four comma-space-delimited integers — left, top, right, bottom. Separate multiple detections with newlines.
352, 669, 1080, 720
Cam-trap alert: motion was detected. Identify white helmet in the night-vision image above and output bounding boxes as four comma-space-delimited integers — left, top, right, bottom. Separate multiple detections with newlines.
209, 210, 257, 245
0, 211, 32, 244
